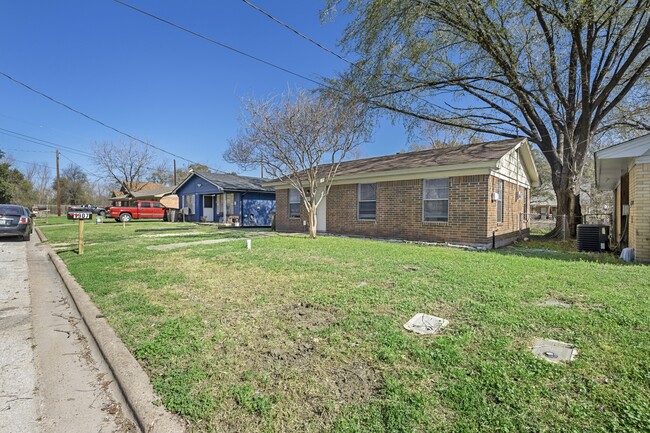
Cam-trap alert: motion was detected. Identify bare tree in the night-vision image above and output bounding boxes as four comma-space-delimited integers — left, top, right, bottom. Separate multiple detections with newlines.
92, 140, 154, 191
326, 0, 650, 236
225, 89, 368, 238
23, 163, 52, 204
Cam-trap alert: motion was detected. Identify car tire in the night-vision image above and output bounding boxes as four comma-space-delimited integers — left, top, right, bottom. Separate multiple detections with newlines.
119, 213, 132, 223
22, 232, 30, 242
98, 210, 105, 217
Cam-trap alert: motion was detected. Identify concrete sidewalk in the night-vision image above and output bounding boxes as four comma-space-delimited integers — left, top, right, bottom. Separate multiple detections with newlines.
0, 237, 137, 432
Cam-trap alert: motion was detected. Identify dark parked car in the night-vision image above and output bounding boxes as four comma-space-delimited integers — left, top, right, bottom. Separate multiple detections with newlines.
0, 205, 34, 241
67, 204, 106, 218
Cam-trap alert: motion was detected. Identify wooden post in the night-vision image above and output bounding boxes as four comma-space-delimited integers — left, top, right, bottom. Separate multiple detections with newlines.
78, 219, 85, 255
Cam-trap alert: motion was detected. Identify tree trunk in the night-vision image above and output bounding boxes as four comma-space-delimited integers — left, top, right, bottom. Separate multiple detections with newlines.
552, 183, 582, 239
307, 204, 318, 239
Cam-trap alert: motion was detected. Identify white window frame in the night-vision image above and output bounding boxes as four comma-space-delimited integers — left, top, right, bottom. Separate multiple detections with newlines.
422, 178, 449, 222
288, 189, 301, 219
497, 179, 504, 223
357, 183, 377, 220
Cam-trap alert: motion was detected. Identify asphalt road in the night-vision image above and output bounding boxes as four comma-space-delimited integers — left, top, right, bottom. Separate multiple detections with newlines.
0, 236, 138, 433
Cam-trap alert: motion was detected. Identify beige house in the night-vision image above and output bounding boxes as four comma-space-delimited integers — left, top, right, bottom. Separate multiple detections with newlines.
595, 135, 650, 263
268, 138, 540, 248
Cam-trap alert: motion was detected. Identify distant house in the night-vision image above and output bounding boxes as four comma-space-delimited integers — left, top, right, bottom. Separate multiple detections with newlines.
595, 134, 650, 263
172, 172, 275, 226
110, 181, 173, 206
531, 199, 557, 220
266, 138, 540, 248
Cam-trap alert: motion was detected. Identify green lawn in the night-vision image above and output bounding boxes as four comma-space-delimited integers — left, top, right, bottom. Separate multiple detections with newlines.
40, 222, 650, 432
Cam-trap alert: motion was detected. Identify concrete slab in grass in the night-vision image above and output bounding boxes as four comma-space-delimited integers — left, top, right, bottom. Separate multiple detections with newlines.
543, 299, 573, 308
404, 313, 449, 335
532, 338, 578, 363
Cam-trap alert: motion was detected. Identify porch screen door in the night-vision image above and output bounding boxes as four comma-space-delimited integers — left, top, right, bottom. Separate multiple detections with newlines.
203, 195, 214, 222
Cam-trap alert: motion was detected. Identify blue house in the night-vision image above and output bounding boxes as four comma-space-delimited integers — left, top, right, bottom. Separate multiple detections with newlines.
172, 172, 275, 226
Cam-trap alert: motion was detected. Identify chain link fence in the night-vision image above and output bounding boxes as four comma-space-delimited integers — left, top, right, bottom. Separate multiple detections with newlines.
521, 212, 568, 240
521, 212, 613, 241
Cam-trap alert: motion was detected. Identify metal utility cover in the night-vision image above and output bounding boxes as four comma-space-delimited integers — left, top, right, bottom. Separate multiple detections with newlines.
404, 313, 449, 335
532, 338, 578, 363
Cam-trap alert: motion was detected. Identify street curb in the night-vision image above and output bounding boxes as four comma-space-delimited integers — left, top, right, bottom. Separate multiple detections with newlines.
35, 227, 186, 433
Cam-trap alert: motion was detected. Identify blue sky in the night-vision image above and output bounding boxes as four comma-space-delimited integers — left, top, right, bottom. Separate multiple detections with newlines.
0, 0, 411, 182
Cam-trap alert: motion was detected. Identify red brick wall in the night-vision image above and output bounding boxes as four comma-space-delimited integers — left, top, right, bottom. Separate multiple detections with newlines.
487, 176, 530, 247
275, 175, 530, 247
275, 188, 308, 233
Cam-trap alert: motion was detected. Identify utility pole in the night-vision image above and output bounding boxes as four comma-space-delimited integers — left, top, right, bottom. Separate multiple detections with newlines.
173, 159, 177, 185
56, 150, 61, 216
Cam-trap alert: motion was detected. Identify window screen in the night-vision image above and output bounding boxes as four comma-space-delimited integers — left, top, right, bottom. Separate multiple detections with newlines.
289, 189, 301, 218
423, 178, 449, 222
358, 183, 376, 220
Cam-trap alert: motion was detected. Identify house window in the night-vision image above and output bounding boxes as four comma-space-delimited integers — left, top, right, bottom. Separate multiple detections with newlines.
288, 189, 301, 218
423, 178, 449, 222
497, 179, 504, 223
523, 188, 528, 221
358, 183, 376, 220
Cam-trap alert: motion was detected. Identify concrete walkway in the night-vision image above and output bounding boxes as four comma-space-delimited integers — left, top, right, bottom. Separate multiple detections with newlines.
147, 233, 275, 251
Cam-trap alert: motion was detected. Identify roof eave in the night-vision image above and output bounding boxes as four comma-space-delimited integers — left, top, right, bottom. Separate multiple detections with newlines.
265, 161, 499, 188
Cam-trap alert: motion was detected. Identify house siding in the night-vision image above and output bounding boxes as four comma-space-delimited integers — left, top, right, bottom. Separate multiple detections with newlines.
276, 175, 529, 247
487, 175, 530, 248
630, 163, 650, 262
174, 173, 275, 225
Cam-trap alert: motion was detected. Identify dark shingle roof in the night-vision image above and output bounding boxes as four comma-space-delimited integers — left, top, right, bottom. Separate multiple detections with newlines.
266, 138, 525, 184
331, 138, 524, 177
196, 173, 273, 192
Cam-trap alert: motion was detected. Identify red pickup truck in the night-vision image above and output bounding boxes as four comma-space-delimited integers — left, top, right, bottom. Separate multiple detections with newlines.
108, 200, 166, 222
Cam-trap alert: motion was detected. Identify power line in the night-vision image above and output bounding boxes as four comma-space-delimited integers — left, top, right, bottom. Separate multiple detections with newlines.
239, 0, 453, 116
59, 152, 98, 179
0, 70, 223, 172
111, 0, 337, 92
0, 147, 54, 154
6, 157, 55, 171
0, 127, 93, 157
240, 0, 354, 67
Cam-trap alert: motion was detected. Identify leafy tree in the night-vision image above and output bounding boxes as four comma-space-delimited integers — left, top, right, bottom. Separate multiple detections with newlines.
0, 150, 36, 204
326, 0, 650, 236
225, 89, 368, 238
53, 165, 90, 205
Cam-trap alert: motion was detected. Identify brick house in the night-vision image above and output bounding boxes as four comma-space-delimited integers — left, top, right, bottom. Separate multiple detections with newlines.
595, 134, 650, 263
267, 138, 540, 248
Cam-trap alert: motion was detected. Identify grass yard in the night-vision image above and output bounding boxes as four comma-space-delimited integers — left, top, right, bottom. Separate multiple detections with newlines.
40, 222, 650, 432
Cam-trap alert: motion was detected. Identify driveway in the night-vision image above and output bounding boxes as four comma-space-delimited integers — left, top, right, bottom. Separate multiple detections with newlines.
0, 237, 137, 433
